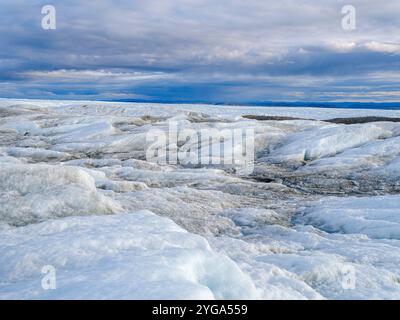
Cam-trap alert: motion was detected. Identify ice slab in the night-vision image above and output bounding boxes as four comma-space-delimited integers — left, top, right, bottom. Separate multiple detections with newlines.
0, 211, 259, 300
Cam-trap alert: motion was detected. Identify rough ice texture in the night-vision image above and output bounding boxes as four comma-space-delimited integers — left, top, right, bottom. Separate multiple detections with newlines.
297, 196, 400, 240
297, 135, 400, 174
0, 164, 121, 226
0, 211, 259, 299
266, 123, 393, 163
1, 99, 400, 299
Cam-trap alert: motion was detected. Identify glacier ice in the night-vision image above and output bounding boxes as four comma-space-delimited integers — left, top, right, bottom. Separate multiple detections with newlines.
0, 163, 121, 226
1, 98, 400, 299
264, 123, 394, 164
296, 195, 400, 240
0, 211, 259, 299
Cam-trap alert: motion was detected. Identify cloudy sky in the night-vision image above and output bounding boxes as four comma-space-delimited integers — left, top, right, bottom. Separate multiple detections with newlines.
1, 0, 400, 102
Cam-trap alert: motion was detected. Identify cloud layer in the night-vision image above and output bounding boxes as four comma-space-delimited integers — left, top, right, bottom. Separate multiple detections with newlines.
1, 0, 400, 102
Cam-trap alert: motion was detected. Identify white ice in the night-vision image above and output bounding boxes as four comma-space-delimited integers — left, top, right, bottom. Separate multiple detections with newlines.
297, 195, 400, 240
0, 211, 259, 299
1, 99, 400, 300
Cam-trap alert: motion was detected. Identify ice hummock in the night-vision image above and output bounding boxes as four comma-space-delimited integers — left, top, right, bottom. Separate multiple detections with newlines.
0, 211, 259, 299
296, 195, 400, 240
0, 163, 121, 226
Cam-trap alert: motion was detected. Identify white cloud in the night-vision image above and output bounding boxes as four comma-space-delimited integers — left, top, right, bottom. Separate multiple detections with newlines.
326, 41, 357, 53
23, 69, 172, 82
364, 41, 400, 54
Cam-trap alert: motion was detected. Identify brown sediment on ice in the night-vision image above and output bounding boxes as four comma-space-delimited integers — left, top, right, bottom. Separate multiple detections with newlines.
243, 114, 400, 124
325, 116, 400, 124
242, 115, 312, 121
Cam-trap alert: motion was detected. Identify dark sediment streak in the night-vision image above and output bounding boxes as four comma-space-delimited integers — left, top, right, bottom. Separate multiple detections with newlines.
243, 115, 400, 124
